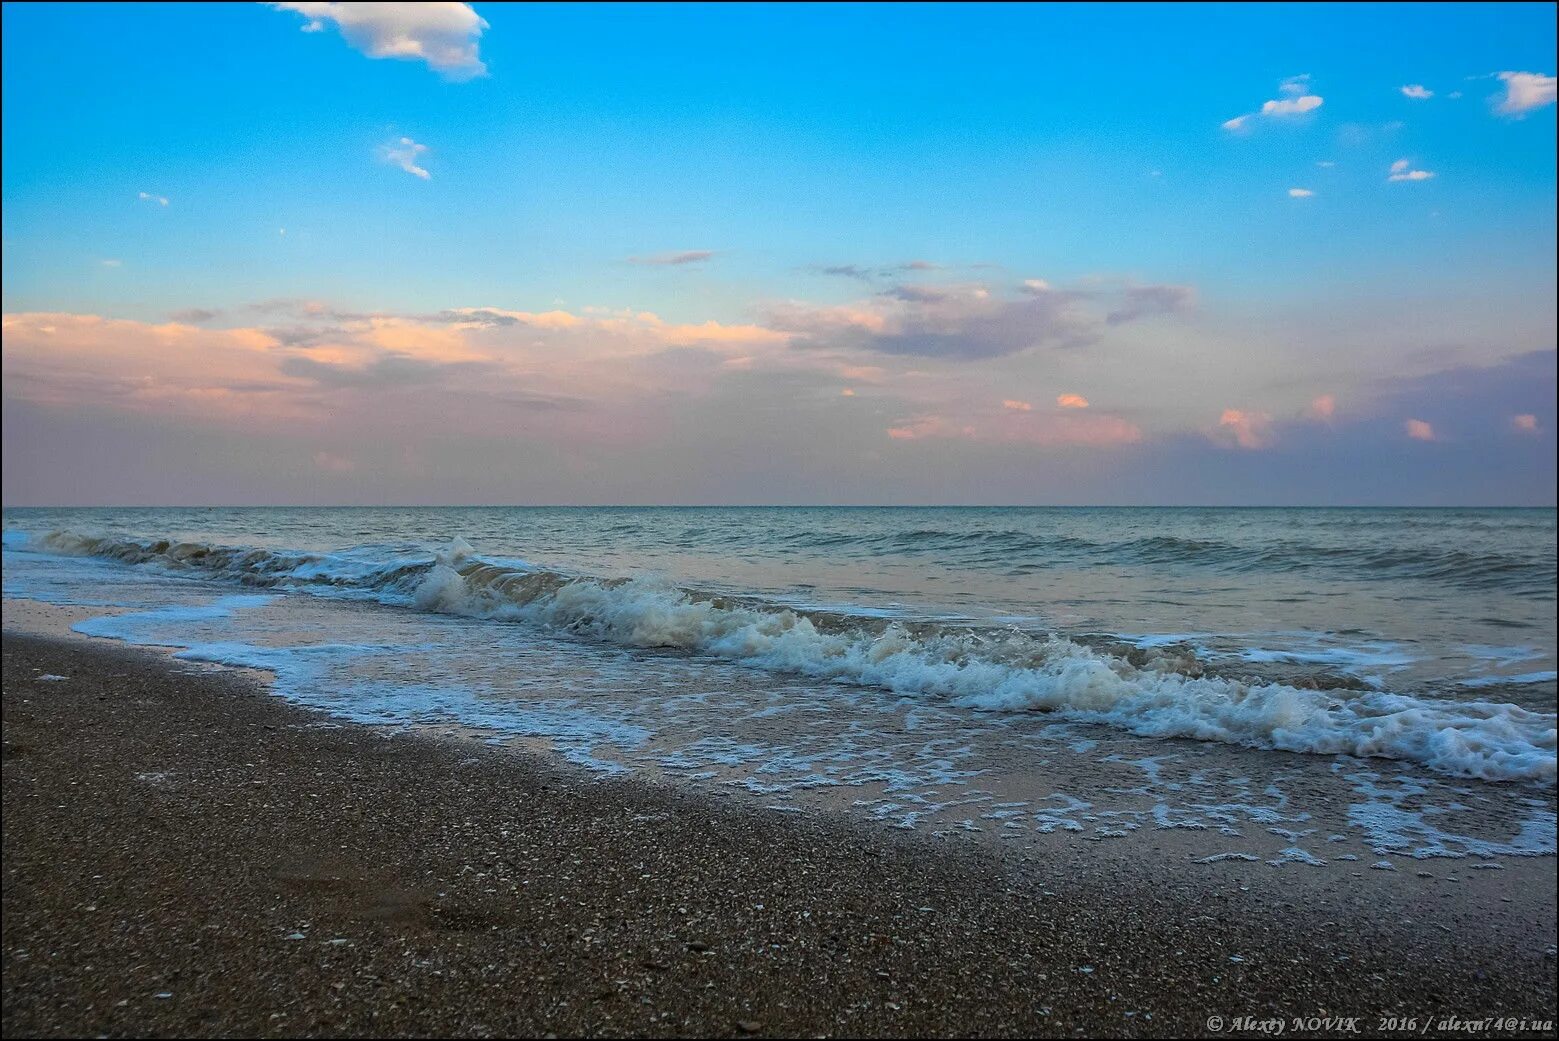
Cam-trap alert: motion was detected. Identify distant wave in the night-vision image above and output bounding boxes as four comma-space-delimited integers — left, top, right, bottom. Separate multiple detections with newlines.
753, 527, 1556, 594
21, 528, 1559, 784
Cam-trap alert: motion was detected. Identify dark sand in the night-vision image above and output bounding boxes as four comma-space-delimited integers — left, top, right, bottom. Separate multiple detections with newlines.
3, 632, 1555, 1038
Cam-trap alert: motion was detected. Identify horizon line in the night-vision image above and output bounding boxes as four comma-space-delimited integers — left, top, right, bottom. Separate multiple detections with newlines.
4, 503, 1556, 511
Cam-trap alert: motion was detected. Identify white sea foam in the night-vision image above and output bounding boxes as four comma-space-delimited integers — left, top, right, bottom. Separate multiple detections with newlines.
414, 567, 1556, 784
1240, 644, 1415, 671
1461, 671, 1559, 688
73, 595, 278, 645
24, 528, 1559, 784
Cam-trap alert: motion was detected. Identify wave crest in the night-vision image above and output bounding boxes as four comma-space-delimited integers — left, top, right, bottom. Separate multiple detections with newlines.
25, 528, 1559, 784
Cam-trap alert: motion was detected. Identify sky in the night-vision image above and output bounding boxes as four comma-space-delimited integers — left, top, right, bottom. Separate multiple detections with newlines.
2, 1, 1555, 506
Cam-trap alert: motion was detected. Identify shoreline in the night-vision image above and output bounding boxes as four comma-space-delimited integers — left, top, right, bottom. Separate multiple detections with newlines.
3, 628, 1556, 1037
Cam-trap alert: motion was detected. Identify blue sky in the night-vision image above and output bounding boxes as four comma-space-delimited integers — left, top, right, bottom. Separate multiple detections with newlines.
2, 2, 1555, 505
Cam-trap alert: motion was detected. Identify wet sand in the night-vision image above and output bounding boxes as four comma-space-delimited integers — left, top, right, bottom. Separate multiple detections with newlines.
3, 630, 1555, 1038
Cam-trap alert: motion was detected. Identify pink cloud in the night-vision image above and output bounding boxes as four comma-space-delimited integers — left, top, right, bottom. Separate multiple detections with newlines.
1405, 418, 1436, 441
1000, 413, 1141, 447
1218, 408, 1273, 450
271, 2, 490, 81
1308, 394, 1336, 421
637, 314, 789, 347
1002, 399, 1033, 411
1056, 393, 1090, 409
1, 303, 809, 438
0, 312, 313, 424
363, 317, 489, 362
1512, 413, 1540, 433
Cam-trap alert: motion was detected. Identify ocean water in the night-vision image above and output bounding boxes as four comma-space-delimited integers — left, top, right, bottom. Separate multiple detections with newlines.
4, 506, 1556, 862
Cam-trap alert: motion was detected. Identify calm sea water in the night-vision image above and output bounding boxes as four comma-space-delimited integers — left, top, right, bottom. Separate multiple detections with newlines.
4, 505, 1555, 860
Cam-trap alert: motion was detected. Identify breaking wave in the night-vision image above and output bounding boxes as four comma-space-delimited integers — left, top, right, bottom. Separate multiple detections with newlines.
23, 528, 1559, 784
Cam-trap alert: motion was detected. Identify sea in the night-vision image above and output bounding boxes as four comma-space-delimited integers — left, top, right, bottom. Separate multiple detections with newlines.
4, 506, 1555, 864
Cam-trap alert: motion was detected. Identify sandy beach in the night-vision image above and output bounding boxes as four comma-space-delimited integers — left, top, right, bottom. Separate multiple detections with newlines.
3, 624, 1555, 1038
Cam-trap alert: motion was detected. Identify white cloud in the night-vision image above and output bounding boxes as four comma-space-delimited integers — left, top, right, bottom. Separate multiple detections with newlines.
270, 2, 489, 81
1223, 76, 1324, 131
1400, 84, 1433, 100
1315, 160, 1335, 168
1388, 158, 1435, 182
1261, 95, 1324, 117
1288, 188, 1315, 198
99, 259, 122, 268
380, 136, 431, 180
138, 191, 169, 207
1494, 71, 1557, 116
